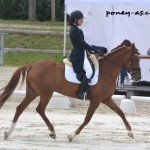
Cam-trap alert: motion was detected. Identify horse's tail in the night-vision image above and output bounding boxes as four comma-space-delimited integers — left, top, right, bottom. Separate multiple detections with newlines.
0, 64, 32, 109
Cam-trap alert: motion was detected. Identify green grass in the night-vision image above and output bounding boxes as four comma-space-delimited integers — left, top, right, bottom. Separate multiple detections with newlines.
5, 34, 72, 50
4, 52, 63, 66
0, 19, 69, 32
0, 20, 72, 66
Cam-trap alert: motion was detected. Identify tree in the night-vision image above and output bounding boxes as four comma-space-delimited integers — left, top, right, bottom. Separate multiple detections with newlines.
29, 0, 36, 21
51, 0, 55, 21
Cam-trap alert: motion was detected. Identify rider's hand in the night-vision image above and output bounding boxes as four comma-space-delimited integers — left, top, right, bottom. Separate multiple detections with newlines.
94, 48, 104, 56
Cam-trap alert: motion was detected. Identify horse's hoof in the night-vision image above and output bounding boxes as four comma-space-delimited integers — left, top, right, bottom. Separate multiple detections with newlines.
128, 132, 134, 139
4, 132, 9, 140
49, 133, 56, 139
68, 135, 73, 142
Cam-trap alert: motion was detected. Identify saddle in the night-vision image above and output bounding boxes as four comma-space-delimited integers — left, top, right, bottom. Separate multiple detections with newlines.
63, 53, 101, 86
63, 54, 99, 69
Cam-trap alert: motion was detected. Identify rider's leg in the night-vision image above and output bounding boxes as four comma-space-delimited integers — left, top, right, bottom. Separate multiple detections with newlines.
76, 71, 89, 100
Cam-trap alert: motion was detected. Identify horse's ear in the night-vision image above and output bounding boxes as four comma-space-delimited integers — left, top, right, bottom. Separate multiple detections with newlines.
132, 43, 135, 48
132, 43, 137, 52
132, 43, 140, 54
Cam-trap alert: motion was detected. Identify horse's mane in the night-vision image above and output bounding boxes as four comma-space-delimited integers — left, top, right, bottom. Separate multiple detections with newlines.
98, 45, 130, 63
105, 45, 128, 57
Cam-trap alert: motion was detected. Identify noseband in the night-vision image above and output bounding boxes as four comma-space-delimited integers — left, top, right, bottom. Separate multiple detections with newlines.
123, 53, 141, 76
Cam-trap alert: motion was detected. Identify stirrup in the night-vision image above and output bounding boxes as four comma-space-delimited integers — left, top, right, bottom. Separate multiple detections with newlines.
77, 92, 88, 100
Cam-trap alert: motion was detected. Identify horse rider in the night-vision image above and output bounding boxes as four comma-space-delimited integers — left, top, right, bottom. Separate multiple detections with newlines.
69, 10, 105, 100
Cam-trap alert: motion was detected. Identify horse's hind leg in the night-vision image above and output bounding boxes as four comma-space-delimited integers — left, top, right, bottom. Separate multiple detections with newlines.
102, 97, 134, 138
4, 82, 38, 140
36, 92, 56, 139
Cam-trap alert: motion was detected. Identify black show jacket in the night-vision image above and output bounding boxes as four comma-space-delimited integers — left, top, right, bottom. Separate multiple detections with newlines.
69, 25, 96, 73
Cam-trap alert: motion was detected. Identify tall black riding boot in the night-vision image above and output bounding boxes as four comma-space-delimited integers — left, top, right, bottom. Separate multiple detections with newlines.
77, 76, 89, 100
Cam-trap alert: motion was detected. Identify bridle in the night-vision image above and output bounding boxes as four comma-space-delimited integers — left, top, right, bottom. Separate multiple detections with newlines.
123, 52, 141, 77
98, 46, 141, 78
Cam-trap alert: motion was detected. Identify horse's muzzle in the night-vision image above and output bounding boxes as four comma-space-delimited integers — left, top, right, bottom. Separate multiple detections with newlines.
131, 69, 141, 81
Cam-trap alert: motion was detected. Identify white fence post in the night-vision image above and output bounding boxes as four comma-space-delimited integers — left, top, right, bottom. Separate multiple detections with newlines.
0, 32, 8, 65
0, 33, 4, 65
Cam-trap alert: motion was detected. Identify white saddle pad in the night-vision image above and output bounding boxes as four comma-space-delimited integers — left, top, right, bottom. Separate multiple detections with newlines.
65, 53, 99, 86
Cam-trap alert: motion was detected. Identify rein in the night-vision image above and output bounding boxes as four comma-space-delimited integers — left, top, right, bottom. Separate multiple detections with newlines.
101, 55, 122, 69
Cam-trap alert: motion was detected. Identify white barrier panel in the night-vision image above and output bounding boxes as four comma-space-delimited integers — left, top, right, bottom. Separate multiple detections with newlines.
112, 95, 126, 101
68, 97, 76, 107
131, 96, 150, 102
120, 99, 136, 114
13, 90, 72, 109
13, 90, 128, 108
48, 96, 70, 109
13, 90, 64, 97
14, 90, 26, 95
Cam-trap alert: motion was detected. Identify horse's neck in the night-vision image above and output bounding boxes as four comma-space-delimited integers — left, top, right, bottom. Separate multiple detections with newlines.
111, 47, 131, 68
100, 48, 130, 84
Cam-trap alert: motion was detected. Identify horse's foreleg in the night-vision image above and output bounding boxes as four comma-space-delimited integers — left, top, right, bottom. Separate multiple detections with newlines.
68, 101, 100, 142
103, 98, 134, 138
36, 94, 56, 139
4, 122, 16, 140
4, 94, 37, 140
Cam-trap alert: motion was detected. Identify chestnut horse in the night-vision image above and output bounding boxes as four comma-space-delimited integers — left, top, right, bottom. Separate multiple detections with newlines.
0, 43, 141, 141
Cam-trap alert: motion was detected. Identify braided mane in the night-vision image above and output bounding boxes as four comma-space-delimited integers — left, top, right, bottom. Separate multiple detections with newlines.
106, 45, 127, 57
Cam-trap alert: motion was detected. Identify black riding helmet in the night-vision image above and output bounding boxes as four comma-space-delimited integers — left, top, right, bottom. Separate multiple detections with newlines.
69, 10, 84, 25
